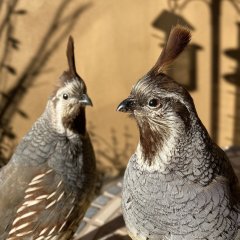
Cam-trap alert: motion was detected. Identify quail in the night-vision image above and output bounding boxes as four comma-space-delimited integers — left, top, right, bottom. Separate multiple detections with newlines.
0, 36, 96, 240
117, 25, 240, 240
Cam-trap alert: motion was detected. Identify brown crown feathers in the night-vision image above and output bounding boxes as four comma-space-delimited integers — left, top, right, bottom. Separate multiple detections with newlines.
117, 25, 192, 163
66, 35, 79, 79
52, 36, 86, 97
148, 25, 191, 76
139, 26, 192, 162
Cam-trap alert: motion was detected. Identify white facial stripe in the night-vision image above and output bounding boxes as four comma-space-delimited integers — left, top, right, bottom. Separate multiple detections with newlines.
51, 80, 85, 135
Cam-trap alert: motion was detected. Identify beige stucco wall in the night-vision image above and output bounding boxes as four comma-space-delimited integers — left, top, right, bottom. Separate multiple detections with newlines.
219, 1, 239, 147
1, 0, 239, 172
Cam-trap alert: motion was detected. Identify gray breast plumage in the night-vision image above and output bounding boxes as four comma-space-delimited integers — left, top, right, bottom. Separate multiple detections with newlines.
0, 114, 96, 240
122, 154, 239, 240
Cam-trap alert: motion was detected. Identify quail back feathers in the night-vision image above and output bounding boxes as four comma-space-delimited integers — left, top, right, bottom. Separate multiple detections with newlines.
117, 25, 240, 240
0, 36, 96, 240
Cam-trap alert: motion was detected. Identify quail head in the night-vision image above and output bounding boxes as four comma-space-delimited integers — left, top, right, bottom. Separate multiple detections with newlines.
117, 25, 240, 240
0, 36, 96, 240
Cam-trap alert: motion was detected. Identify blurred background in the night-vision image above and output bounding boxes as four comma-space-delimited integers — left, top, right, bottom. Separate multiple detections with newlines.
2, 0, 240, 239
0, 0, 240, 180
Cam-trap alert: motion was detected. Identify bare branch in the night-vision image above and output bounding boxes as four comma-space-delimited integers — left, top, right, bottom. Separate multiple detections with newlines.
0, 1, 92, 124
0, 0, 18, 37
0, 0, 5, 13
0, 22, 13, 68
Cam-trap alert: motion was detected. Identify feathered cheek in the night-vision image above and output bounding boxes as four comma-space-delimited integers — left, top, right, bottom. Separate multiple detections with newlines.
67, 103, 75, 112
68, 99, 80, 109
67, 103, 81, 116
146, 109, 163, 119
132, 109, 144, 119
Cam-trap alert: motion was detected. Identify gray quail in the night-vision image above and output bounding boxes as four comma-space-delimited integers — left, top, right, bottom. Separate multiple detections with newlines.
0, 36, 96, 240
117, 25, 240, 240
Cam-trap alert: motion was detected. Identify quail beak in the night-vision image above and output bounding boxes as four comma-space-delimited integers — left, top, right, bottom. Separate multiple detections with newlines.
79, 94, 93, 106
117, 98, 135, 113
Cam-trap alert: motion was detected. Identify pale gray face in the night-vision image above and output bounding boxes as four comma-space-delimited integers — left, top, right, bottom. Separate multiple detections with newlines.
54, 78, 89, 105
117, 26, 192, 163
49, 36, 92, 135
118, 74, 194, 130
50, 77, 92, 134
117, 73, 196, 161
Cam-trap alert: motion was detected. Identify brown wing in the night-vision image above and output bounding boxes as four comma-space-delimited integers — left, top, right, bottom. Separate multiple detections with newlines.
0, 162, 44, 238
4, 166, 84, 240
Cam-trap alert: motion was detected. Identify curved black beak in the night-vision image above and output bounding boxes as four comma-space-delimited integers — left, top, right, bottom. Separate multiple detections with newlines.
79, 94, 93, 106
117, 98, 135, 113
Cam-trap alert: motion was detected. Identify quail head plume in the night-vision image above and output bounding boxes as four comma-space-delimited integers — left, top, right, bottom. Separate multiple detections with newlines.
117, 25, 240, 240
0, 36, 96, 240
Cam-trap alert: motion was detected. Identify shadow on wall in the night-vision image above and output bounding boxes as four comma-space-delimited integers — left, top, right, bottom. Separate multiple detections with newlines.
152, 10, 202, 92
88, 122, 135, 182
223, 22, 240, 146
152, 1, 240, 145
2, 1, 240, 171
0, 0, 136, 182
0, 0, 92, 166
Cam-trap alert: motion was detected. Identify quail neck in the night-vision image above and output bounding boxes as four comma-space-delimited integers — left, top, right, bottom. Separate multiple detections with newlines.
118, 26, 240, 240
0, 36, 96, 240
119, 73, 203, 171
117, 28, 232, 185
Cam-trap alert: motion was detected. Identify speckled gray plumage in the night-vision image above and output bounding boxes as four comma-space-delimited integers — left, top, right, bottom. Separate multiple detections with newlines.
0, 36, 96, 240
0, 107, 96, 240
122, 123, 240, 239
118, 26, 240, 240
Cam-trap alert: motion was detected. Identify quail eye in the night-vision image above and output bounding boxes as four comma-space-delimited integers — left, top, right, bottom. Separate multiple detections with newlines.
148, 98, 161, 108
63, 93, 68, 100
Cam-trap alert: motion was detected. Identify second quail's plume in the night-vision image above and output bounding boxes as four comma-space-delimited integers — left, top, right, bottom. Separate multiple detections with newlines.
0, 36, 96, 239
117, 25, 240, 240
149, 25, 191, 75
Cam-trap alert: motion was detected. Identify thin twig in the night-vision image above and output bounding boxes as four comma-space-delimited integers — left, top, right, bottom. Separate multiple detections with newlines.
0, 15, 14, 102
0, 1, 91, 123
0, 22, 13, 70
0, 0, 5, 13
31, 5, 91, 77
0, 0, 18, 37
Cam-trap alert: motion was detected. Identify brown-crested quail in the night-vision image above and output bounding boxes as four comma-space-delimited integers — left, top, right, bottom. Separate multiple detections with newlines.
0, 36, 96, 240
117, 25, 240, 240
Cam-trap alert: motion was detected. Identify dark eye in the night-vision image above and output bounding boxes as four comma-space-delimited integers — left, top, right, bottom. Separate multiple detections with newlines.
63, 93, 68, 100
148, 98, 161, 108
